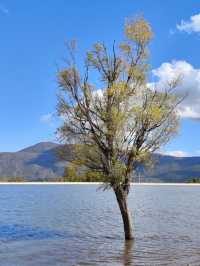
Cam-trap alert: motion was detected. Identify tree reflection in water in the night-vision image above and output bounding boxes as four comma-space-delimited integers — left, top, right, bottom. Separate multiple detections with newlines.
122, 240, 134, 266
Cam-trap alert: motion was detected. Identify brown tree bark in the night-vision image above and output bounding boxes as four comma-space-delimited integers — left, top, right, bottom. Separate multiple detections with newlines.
114, 187, 133, 240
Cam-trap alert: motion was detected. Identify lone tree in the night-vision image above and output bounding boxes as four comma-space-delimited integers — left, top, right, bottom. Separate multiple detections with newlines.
57, 17, 181, 240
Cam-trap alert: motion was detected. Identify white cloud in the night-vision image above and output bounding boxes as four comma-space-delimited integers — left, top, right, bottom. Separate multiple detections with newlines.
177, 13, 200, 33
0, 4, 8, 15
159, 150, 189, 157
152, 60, 200, 120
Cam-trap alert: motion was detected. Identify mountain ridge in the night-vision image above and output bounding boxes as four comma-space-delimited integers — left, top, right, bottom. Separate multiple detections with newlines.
0, 142, 200, 182
0, 142, 68, 180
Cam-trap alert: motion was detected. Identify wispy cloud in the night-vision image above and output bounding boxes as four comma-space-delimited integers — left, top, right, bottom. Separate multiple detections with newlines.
177, 13, 200, 33
195, 150, 200, 156
0, 4, 9, 15
169, 29, 176, 35
160, 149, 200, 157
159, 150, 189, 157
40, 113, 55, 127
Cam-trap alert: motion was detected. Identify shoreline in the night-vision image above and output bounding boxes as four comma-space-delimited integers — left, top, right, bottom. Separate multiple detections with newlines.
0, 182, 200, 185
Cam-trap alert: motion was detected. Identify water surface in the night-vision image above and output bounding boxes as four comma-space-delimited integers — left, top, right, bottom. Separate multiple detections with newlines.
0, 184, 200, 265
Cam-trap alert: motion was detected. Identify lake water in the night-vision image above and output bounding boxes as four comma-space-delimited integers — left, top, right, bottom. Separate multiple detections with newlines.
0, 185, 200, 265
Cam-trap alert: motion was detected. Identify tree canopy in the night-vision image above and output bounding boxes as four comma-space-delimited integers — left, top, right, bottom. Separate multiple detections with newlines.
57, 17, 181, 190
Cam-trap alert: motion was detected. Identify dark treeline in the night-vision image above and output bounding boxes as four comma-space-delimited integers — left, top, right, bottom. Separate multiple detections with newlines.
0, 176, 101, 182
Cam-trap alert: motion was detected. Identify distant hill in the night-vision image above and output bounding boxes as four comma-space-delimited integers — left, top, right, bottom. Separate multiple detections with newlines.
0, 142, 200, 182
141, 154, 200, 183
0, 142, 72, 180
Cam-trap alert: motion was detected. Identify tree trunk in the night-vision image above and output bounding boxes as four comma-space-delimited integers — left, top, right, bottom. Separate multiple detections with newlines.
114, 188, 133, 240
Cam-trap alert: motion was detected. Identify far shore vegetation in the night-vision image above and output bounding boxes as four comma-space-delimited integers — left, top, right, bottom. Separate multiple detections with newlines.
0, 175, 103, 182
0, 175, 102, 182
1, 176, 200, 183
188, 178, 200, 183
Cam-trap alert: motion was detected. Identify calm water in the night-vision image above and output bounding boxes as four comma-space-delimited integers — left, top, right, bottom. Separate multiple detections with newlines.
0, 185, 200, 265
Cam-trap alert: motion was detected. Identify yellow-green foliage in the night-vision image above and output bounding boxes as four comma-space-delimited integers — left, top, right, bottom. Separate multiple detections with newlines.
125, 17, 153, 44
57, 16, 181, 189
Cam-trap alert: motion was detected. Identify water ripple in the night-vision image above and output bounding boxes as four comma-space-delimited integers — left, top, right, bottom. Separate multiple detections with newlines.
0, 185, 200, 265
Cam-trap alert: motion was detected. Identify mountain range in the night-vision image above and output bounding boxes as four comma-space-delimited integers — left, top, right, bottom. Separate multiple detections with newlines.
0, 142, 200, 182
0, 142, 70, 180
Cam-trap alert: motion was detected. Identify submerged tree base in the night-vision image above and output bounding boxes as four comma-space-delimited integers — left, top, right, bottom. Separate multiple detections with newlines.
114, 187, 134, 240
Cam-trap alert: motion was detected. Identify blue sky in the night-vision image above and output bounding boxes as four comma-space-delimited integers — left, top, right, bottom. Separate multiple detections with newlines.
1, 0, 200, 155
